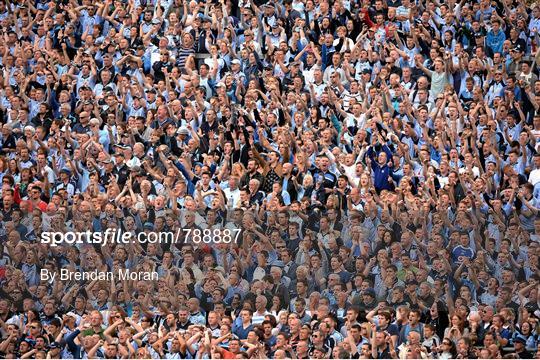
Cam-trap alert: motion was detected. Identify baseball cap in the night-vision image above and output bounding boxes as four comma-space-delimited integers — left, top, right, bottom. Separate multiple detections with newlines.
524, 303, 537, 313
512, 44, 524, 52
65, 312, 81, 325
289, 10, 301, 21
143, 222, 154, 230
66, 311, 78, 318
177, 126, 189, 135
363, 288, 376, 298
5, 318, 19, 326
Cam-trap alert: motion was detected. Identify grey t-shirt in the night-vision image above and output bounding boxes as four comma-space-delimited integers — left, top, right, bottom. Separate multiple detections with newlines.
429, 70, 450, 97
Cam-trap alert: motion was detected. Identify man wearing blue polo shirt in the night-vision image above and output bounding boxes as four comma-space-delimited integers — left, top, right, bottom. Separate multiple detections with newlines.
232, 309, 254, 340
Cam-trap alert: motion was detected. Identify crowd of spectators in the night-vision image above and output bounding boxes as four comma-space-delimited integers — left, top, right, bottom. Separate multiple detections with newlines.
0, 0, 539, 358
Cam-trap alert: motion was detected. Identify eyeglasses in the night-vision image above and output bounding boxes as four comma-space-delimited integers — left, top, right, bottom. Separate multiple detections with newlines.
442, 342, 451, 345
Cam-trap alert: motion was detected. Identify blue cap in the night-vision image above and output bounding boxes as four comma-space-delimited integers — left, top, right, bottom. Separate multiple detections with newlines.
143, 222, 154, 230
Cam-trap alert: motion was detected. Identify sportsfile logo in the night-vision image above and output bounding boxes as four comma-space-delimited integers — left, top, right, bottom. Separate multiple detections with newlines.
40, 228, 241, 246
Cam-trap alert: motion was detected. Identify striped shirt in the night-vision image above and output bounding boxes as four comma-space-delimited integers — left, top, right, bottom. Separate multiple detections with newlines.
176, 46, 195, 69
252, 310, 270, 325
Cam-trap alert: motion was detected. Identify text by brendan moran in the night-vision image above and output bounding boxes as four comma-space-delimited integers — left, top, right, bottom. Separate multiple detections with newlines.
40, 268, 159, 282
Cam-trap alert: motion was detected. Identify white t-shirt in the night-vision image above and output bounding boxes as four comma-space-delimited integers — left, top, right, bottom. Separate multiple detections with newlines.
529, 168, 540, 186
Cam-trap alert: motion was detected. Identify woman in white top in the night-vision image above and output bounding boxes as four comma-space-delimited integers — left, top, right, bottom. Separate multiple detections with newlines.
333, 26, 355, 53
434, 337, 457, 359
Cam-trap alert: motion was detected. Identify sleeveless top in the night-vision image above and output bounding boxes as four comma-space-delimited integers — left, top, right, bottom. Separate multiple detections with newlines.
263, 167, 281, 193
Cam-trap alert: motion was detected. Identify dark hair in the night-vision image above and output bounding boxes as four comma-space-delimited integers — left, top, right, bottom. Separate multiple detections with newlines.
28, 309, 41, 322
378, 311, 392, 322
49, 318, 61, 328
443, 337, 458, 357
